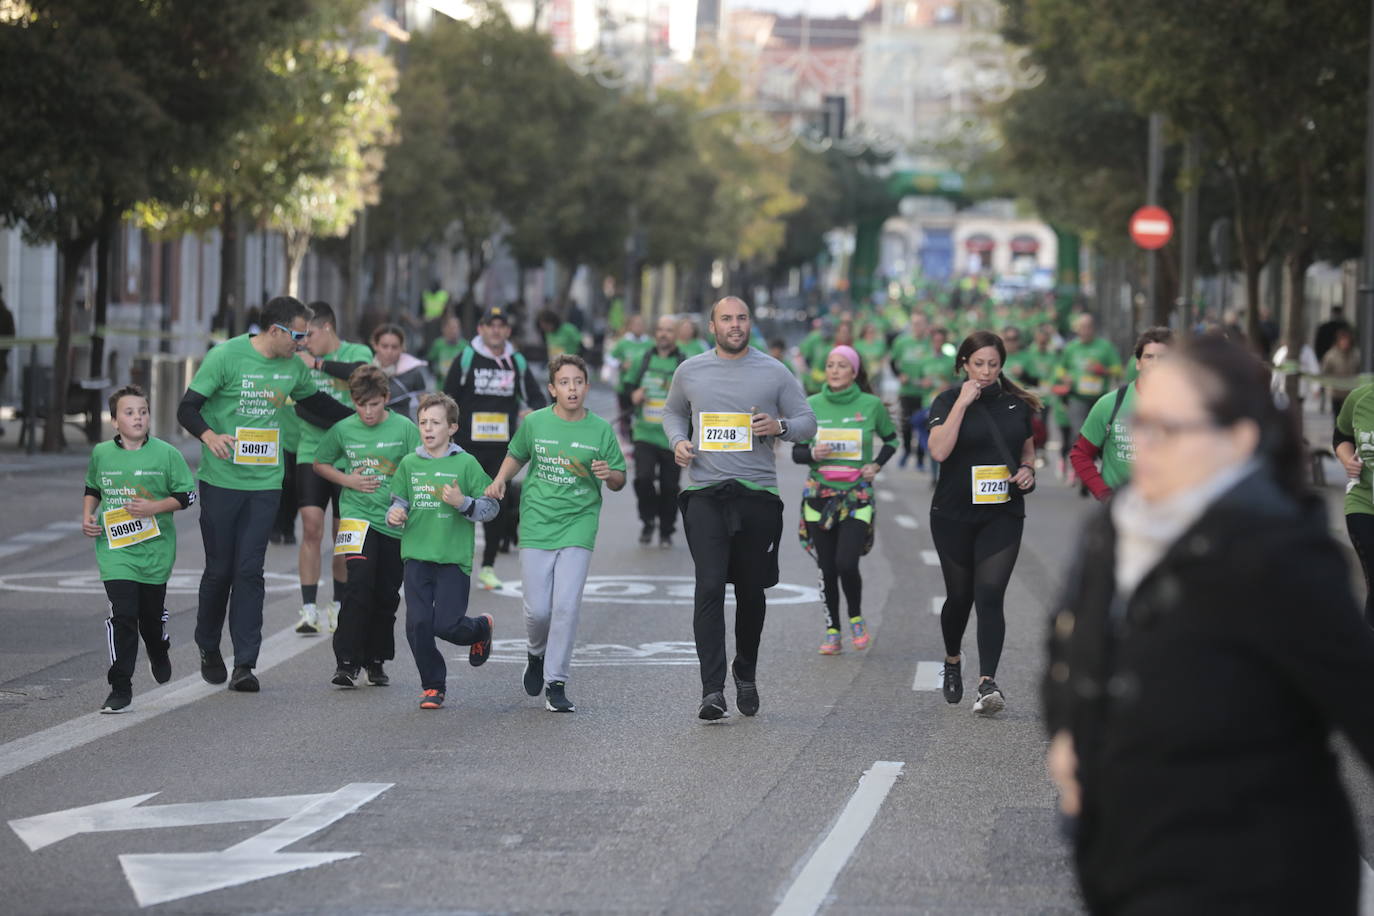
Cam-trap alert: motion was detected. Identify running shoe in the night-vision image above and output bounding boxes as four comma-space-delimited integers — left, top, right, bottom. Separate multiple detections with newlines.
973, 679, 1005, 716
545, 681, 575, 712
148, 642, 172, 684
523, 653, 545, 696
941, 659, 963, 705
469, 614, 494, 667
639, 522, 654, 545
200, 648, 227, 685
733, 672, 759, 717
899, 453, 910, 468
477, 566, 503, 591
100, 689, 132, 714
659, 533, 673, 549
849, 616, 871, 651
295, 604, 319, 635
819, 629, 842, 655
420, 688, 444, 709
331, 665, 360, 688
228, 665, 259, 692
698, 691, 729, 721
323, 602, 339, 633
365, 663, 389, 686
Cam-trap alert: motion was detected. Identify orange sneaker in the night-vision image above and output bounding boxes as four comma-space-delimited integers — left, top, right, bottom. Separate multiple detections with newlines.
849, 616, 871, 650
819, 629, 842, 655
419, 689, 444, 709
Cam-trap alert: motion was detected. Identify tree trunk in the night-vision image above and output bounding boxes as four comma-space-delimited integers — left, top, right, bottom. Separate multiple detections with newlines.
217, 195, 239, 329
554, 261, 576, 313
284, 231, 310, 299
1241, 250, 1263, 348
89, 194, 115, 380
44, 235, 93, 452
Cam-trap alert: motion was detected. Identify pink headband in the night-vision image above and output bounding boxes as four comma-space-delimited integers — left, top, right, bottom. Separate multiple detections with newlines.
829, 345, 861, 376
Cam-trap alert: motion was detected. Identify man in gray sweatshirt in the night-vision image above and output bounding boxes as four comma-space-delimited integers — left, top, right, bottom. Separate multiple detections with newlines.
663, 296, 817, 720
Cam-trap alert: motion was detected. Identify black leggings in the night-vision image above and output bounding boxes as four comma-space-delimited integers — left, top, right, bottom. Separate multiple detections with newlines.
805, 505, 867, 630
1346, 513, 1374, 626
898, 395, 923, 458
930, 512, 1024, 678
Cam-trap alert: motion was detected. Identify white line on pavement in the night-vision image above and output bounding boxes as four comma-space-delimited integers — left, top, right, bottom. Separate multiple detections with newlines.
773, 761, 905, 916
876, 491, 894, 503
9, 531, 64, 544
931, 597, 943, 615
1361, 859, 1374, 915
894, 515, 919, 530
912, 661, 943, 691
920, 550, 939, 566
0, 545, 27, 559
0, 624, 325, 782
45, 521, 84, 531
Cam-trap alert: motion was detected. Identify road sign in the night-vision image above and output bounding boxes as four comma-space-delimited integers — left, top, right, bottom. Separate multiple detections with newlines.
8, 783, 392, 907
1130, 205, 1174, 249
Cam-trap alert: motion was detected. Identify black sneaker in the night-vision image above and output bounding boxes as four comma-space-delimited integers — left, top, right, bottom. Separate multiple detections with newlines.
281, 531, 297, 545
973, 679, 1005, 716
469, 614, 493, 667
148, 643, 172, 685
545, 681, 575, 712
523, 653, 544, 696
100, 689, 132, 714
733, 671, 759, 717
698, 691, 729, 721
639, 522, 654, 545
659, 532, 673, 549
941, 660, 963, 705
228, 665, 259, 692
331, 665, 360, 688
200, 648, 227, 685
365, 663, 389, 686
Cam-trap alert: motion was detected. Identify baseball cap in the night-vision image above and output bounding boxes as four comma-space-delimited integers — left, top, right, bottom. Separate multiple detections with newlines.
479, 306, 510, 325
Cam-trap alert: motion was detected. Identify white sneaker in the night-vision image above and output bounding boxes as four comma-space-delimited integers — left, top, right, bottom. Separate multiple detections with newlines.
323, 602, 339, 633
972, 679, 1005, 716
295, 603, 319, 635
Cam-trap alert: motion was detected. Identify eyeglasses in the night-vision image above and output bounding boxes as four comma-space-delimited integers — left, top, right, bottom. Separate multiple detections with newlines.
1129, 415, 1217, 445
273, 323, 307, 342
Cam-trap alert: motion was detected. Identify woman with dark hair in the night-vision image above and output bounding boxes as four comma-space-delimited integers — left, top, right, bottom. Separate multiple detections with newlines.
1045, 334, 1374, 914
927, 330, 1041, 715
792, 345, 899, 655
310, 323, 432, 421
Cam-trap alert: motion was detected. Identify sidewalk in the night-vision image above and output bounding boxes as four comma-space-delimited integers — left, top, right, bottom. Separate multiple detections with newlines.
0, 422, 201, 475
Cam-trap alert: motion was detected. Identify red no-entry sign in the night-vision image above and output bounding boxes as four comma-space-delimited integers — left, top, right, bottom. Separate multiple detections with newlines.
1130, 206, 1174, 250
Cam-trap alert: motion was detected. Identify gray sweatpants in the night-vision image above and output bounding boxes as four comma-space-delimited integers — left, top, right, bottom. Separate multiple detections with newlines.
520, 546, 592, 685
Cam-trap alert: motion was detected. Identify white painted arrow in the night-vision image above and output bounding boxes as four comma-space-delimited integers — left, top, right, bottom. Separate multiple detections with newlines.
8, 791, 334, 851
116, 783, 392, 907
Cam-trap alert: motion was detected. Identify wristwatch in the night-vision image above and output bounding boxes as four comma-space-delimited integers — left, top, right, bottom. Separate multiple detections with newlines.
777, 418, 789, 437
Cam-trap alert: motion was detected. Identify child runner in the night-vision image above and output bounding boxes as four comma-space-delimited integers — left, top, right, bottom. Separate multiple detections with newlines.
792, 346, 898, 655
312, 366, 420, 688
82, 385, 197, 713
485, 354, 626, 713
387, 393, 499, 709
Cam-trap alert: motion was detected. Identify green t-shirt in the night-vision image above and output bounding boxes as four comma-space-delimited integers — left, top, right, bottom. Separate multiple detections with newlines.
890, 335, 934, 397
1079, 383, 1136, 490
390, 449, 494, 571
678, 339, 708, 358
314, 411, 420, 539
1337, 384, 1374, 516
798, 330, 830, 394
84, 437, 196, 584
426, 338, 468, 387
508, 406, 626, 550
611, 335, 653, 393
625, 350, 684, 449
909, 353, 956, 403
545, 323, 582, 359
188, 335, 318, 491
280, 406, 301, 453
1057, 338, 1123, 400
298, 341, 373, 463
799, 385, 898, 491
853, 337, 887, 379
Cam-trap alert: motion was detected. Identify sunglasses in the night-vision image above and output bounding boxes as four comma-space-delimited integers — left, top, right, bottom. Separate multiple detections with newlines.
273, 323, 307, 342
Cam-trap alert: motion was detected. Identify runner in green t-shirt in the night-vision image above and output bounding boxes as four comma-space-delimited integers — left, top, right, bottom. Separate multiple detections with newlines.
1336, 383, 1374, 626
609, 314, 652, 445
889, 315, 934, 466
1054, 314, 1123, 442
537, 309, 582, 359
624, 315, 686, 547
425, 312, 468, 388
853, 323, 888, 383
798, 322, 831, 394
312, 366, 421, 688
83, 385, 197, 713
486, 355, 626, 713
177, 296, 353, 692
293, 301, 374, 636
676, 316, 708, 357
908, 328, 957, 471
1069, 327, 1173, 501
386, 392, 500, 710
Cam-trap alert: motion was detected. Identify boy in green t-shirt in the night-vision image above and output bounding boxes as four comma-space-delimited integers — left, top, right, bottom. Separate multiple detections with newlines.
425, 312, 467, 388
82, 385, 196, 713
313, 366, 420, 688
486, 355, 626, 713
386, 393, 499, 710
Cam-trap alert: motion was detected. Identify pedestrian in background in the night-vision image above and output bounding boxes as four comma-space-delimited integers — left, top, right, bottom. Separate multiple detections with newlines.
1045, 334, 1374, 914
0, 284, 14, 438
1320, 326, 1361, 416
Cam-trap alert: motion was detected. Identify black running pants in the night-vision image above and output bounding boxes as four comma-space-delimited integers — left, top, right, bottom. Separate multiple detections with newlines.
103, 579, 169, 691
930, 512, 1023, 678
805, 506, 867, 630
1347, 512, 1374, 627
334, 528, 403, 666
633, 440, 681, 535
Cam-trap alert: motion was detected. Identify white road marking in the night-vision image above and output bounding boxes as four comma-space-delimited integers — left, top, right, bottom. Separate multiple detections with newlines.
876, 491, 894, 503
912, 661, 944, 691
1361, 858, 1374, 915
894, 515, 919, 530
772, 761, 905, 916
0, 545, 27, 559
45, 521, 84, 531
9, 531, 64, 543
920, 550, 939, 565
931, 597, 943, 615
0, 623, 327, 782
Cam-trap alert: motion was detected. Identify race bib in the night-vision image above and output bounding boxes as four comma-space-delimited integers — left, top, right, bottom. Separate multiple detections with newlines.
1078, 375, 1104, 396
233, 427, 280, 465
334, 518, 370, 555
972, 465, 1011, 505
816, 427, 862, 460
471, 412, 510, 443
643, 398, 666, 424
699, 412, 752, 452
103, 507, 161, 549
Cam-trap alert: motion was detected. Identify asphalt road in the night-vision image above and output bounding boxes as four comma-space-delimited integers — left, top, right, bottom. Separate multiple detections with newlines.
2, 389, 1372, 915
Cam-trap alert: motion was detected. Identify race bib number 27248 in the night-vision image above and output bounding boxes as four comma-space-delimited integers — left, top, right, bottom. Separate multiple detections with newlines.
698, 412, 752, 452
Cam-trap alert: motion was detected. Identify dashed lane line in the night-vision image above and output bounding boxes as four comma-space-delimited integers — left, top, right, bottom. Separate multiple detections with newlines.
894, 515, 919, 530
920, 550, 939, 566
931, 597, 943, 615
912, 661, 943, 691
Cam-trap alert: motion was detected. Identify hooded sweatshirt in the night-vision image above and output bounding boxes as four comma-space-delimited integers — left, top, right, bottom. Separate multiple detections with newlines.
443, 335, 547, 452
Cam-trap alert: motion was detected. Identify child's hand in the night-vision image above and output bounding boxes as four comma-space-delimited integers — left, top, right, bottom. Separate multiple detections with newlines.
386, 506, 407, 527
591, 460, 612, 480
346, 472, 381, 493
82, 512, 101, 538
124, 498, 157, 518
485, 479, 506, 500
441, 483, 465, 507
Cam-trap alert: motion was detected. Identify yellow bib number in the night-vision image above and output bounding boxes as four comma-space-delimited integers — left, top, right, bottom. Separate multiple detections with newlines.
334, 518, 370, 555
699, 412, 752, 452
103, 507, 161, 549
644, 398, 666, 424
817, 427, 862, 460
234, 427, 280, 465
972, 465, 1011, 505
1078, 375, 1104, 397
471, 412, 509, 443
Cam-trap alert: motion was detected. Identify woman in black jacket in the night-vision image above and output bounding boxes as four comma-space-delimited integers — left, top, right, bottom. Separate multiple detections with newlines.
1043, 335, 1374, 914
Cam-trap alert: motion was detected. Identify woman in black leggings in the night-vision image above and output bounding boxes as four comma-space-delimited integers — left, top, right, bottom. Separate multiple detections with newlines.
926, 330, 1041, 715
